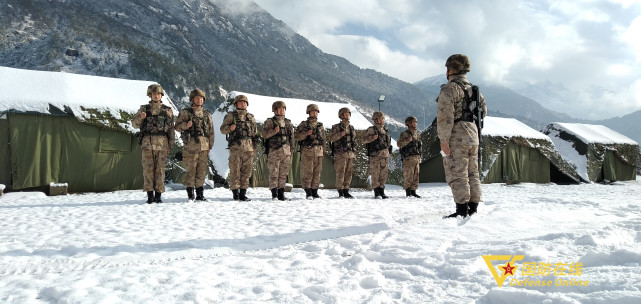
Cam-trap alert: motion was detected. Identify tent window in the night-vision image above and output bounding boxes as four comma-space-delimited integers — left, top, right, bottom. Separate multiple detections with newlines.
99, 129, 132, 153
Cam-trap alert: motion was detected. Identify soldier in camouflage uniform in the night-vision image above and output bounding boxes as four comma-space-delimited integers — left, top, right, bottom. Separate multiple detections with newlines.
220, 95, 258, 201
263, 101, 295, 201
174, 89, 214, 202
398, 116, 422, 198
437, 54, 487, 217
295, 104, 326, 200
362, 111, 391, 199
131, 84, 175, 204
329, 107, 356, 199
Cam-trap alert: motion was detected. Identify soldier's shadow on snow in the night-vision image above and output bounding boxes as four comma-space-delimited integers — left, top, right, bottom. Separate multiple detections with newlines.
0, 222, 390, 258
0, 199, 154, 209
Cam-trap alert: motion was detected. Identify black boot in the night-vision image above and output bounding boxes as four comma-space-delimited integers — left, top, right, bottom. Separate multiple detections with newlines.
195, 186, 207, 201
277, 188, 287, 201
405, 189, 412, 197
468, 202, 479, 216
343, 189, 354, 199
186, 187, 195, 201
374, 187, 381, 199
338, 189, 344, 198
271, 188, 278, 200
232, 189, 239, 201
239, 188, 251, 201
311, 188, 321, 199
411, 190, 421, 198
154, 191, 162, 204
446, 203, 469, 218
380, 188, 389, 199
304, 188, 313, 200
146, 191, 154, 204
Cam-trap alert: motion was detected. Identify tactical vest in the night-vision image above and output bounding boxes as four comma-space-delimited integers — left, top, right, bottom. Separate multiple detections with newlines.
366, 126, 391, 156
180, 107, 211, 144
299, 120, 324, 149
265, 117, 293, 153
331, 123, 355, 154
399, 130, 422, 159
226, 111, 256, 148
140, 104, 172, 143
451, 79, 478, 124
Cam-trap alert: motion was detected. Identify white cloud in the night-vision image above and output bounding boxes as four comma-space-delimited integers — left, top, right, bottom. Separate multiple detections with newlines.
253, 0, 641, 118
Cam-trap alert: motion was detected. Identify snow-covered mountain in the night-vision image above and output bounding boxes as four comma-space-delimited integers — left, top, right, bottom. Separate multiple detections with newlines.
413, 75, 641, 146
0, 0, 434, 137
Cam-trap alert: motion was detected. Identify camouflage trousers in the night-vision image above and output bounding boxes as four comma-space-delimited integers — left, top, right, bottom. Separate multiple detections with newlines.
334, 153, 354, 190
369, 156, 389, 189
182, 149, 209, 188
141, 149, 168, 192
301, 149, 323, 189
268, 149, 292, 189
228, 148, 255, 190
403, 155, 421, 190
442, 145, 481, 204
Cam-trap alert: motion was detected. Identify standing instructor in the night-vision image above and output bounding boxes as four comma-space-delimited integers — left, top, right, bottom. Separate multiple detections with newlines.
437, 54, 487, 218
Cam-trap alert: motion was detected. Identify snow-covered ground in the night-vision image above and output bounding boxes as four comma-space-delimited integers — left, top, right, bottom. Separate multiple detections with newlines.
1, 179, 640, 303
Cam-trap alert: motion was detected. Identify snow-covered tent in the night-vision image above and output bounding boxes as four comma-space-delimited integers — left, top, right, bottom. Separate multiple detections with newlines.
543, 122, 638, 182
419, 116, 583, 184
0, 66, 177, 193
210, 91, 400, 189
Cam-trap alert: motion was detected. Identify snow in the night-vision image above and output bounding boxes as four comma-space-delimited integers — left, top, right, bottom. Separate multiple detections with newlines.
211, 91, 384, 178
1, 180, 640, 303
484, 116, 549, 140
0, 66, 177, 128
550, 122, 638, 145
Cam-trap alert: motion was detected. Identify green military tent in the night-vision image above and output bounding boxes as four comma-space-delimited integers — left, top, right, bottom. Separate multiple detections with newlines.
211, 92, 386, 190
0, 66, 177, 193
419, 116, 583, 184
543, 122, 638, 182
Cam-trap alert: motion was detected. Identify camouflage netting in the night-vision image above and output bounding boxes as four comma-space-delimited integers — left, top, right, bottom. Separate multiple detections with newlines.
543, 124, 638, 182
419, 125, 583, 184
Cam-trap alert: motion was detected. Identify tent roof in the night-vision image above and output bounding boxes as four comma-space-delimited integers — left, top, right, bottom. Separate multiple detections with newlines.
223, 91, 373, 130
420, 116, 584, 183
484, 116, 550, 139
548, 122, 637, 145
0, 66, 176, 132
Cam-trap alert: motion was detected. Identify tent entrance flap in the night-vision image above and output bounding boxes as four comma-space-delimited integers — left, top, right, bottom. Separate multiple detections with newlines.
602, 150, 636, 181
483, 141, 550, 184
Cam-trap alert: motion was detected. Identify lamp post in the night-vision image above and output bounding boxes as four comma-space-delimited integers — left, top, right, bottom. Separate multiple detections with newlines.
377, 94, 385, 111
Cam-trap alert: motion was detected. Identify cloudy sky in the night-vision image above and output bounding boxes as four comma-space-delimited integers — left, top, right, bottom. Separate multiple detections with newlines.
251, 0, 641, 119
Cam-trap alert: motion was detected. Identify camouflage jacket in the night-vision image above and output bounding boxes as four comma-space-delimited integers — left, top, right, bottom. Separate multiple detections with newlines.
362, 124, 390, 158
328, 120, 356, 157
397, 129, 421, 159
220, 109, 257, 151
174, 106, 214, 151
131, 101, 174, 151
263, 115, 294, 155
295, 117, 326, 149
436, 75, 487, 146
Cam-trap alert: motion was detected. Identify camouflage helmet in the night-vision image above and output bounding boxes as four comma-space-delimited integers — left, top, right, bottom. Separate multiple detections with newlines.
147, 84, 164, 97
372, 111, 385, 121
306, 103, 320, 114
234, 94, 249, 106
405, 116, 418, 125
272, 100, 286, 112
338, 107, 351, 118
445, 54, 471, 73
189, 89, 206, 102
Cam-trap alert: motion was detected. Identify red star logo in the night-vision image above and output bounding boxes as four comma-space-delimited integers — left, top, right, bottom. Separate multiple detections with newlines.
500, 262, 517, 276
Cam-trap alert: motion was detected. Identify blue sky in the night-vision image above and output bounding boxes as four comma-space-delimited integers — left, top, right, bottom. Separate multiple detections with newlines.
247, 0, 641, 119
